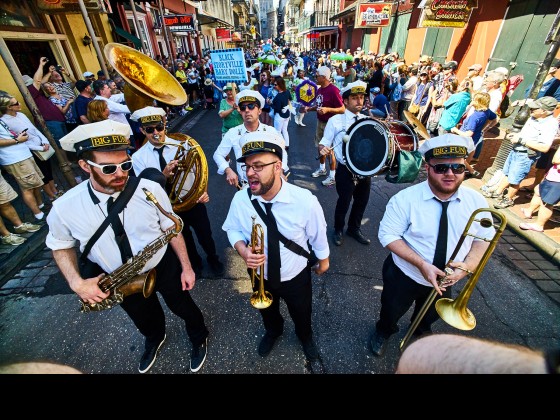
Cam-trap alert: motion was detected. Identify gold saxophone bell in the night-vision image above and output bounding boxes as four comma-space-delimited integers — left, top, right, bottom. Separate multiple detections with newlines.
250, 215, 273, 309
104, 42, 187, 112
399, 208, 507, 351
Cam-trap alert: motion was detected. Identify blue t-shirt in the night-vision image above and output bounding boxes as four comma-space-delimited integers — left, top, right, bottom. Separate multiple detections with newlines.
461, 109, 497, 145
439, 91, 471, 130
75, 95, 93, 125
373, 94, 390, 116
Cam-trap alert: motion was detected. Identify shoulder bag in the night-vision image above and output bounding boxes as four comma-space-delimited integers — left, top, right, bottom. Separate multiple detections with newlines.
33, 147, 55, 161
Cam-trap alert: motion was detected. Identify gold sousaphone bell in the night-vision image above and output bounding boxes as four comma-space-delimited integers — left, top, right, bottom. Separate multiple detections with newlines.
104, 43, 207, 212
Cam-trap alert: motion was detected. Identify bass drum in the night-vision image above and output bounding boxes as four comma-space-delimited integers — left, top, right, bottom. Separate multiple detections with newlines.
342, 118, 418, 177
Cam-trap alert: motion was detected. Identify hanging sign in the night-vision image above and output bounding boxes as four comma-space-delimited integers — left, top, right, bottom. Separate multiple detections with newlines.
354, 1, 392, 29
216, 28, 232, 41
164, 14, 195, 32
419, 0, 478, 28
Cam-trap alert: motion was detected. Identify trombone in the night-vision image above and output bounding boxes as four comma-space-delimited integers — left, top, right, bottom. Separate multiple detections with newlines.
399, 208, 507, 351
250, 216, 273, 309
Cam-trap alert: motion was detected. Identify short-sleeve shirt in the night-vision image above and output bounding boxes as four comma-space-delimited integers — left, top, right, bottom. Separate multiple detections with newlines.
315, 83, 344, 123
74, 95, 93, 125
28, 85, 65, 122
461, 109, 497, 144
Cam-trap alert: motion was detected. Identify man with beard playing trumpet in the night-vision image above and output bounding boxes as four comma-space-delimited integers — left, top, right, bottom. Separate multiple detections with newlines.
222, 131, 330, 362
45, 120, 209, 374
130, 106, 225, 278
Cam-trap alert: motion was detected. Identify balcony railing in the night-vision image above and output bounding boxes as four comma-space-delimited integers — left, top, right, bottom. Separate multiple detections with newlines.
297, 11, 333, 32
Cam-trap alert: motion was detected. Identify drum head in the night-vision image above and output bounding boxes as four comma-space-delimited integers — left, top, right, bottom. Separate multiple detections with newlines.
343, 118, 389, 177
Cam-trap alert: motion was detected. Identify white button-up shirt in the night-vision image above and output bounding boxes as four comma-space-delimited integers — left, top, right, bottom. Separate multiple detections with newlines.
213, 122, 289, 183
378, 181, 494, 287
222, 179, 329, 282
46, 178, 175, 275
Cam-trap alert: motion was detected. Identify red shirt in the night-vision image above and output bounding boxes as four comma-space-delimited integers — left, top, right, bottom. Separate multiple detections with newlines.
316, 83, 343, 123
28, 85, 65, 122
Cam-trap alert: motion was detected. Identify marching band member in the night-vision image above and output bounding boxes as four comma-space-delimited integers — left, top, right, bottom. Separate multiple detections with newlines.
222, 131, 330, 361
131, 106, 225, 278
318, 80, 371, 247
371, 134, 493, 358
45, 120, 209, 374
213, 90, 288, 189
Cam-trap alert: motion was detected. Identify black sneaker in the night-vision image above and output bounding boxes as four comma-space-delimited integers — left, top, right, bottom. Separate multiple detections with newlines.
332, 230, 343, 246
138, 334, 166, 373
347, 229, 371, 245
258, 333, 279, 357
370, 330, 388, 357
208, 258, 225, 277
301, 338, 319, 361
190, 337, 208, 373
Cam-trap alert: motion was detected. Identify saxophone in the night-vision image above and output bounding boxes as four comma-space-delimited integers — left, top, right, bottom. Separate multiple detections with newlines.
80, 188, 184, 313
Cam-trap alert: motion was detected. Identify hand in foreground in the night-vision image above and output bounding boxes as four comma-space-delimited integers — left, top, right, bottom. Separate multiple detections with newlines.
73, 274, 110, 305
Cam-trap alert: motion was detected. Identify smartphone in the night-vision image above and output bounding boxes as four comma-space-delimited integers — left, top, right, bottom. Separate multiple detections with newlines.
20, 128, 28, 134
55, 65, 63, 72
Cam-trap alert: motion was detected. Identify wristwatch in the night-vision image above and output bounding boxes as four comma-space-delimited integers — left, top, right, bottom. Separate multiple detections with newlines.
14, 137, 19, 144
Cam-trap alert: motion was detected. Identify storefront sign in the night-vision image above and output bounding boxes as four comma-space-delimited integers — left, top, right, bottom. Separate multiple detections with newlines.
210, 48, 247, 84
354, 1, 392, 29
164, 14, 195, 32
419, 0, 478, 28
232, 32, 242, 42
36, 0, 102, 13
216, 28, 232, 41
307, 33, 320, 39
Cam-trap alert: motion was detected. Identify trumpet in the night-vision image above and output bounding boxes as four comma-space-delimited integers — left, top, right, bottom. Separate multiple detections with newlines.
250, 215, 273, 309
399, 208, 507, 351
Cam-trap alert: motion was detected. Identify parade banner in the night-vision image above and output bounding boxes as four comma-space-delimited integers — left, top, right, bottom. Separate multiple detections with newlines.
418, 0, 478, 28
354, 1, 392, 29
210, 48, 247, 84
216, 28, 232, 41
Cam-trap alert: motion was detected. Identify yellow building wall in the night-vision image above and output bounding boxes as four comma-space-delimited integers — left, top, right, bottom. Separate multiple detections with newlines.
0, 12, 114, 120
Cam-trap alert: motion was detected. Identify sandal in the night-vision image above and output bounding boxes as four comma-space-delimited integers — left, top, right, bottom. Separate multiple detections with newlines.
521, 208, 533, 219
519, 222, 544, 232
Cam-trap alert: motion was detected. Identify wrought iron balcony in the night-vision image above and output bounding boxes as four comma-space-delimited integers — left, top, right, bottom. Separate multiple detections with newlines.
297, 11, 332, 32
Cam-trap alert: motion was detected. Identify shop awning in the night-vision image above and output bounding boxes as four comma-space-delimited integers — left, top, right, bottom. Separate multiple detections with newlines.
114, 26, 142, 49
198, 11, 233, 28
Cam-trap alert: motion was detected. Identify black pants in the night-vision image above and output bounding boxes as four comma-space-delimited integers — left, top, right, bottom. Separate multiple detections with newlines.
178, 203, 220, 269
120, 245, 209, 347
375, 255, 451, 338
253, 266, 313, 342
334, 164, 371, 232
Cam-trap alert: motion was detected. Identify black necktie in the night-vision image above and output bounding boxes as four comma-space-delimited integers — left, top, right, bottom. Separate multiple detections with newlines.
107, 196, 133, 264
156, 146, 166, 171
432, 200, 450, 270
264, 202, 281, 286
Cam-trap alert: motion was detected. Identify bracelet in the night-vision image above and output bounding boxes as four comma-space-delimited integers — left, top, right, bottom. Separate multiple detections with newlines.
14, 137, 19, 144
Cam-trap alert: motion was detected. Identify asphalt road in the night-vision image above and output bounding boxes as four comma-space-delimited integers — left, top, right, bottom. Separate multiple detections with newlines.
0, 108, 559, 375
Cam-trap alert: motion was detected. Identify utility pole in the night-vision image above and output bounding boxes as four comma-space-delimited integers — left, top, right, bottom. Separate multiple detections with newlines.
484, 9, 560, 182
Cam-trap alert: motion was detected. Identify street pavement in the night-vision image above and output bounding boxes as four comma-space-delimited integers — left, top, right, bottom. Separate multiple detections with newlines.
0, 105, 559, 375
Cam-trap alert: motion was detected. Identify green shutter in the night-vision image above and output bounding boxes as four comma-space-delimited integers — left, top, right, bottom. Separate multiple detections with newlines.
422, 28, 453, 64
380, 12, 412, 57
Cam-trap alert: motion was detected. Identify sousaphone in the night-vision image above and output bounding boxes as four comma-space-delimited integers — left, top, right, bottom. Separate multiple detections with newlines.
104, 42, 208, 212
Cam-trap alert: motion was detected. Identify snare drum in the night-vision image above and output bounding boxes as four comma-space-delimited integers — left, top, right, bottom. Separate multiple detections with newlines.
342, 118, 418, 177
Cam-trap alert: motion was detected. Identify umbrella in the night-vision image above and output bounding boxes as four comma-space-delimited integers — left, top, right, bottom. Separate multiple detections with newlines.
330, 53, 347, 61
295, 79, 318, 107
258, 53, 282, 65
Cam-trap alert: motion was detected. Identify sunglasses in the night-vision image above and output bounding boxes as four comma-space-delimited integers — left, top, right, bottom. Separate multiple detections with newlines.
144, 124, 165, 134
87, 159, 133, 175
239, 103, 258, 111
428, 163, 466, 174
9, 101, 20, 107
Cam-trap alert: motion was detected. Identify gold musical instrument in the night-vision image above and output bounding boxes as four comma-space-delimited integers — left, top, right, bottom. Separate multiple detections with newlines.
80, 188, 184, 313
104, 42, 187, 112
250, 215, 273, 309
160, 133, 208, 213
399, 208, 507, 351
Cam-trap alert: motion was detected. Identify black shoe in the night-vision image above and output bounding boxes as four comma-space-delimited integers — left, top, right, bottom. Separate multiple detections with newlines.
301, 338, 319, 361
258, 333, 279, 357
138, 334, 166, 373
333, 230, 343, 246
190, 337, 208, 373
347, 229, 371, 245
370, 330, 388, 357
208, 258, 225, 277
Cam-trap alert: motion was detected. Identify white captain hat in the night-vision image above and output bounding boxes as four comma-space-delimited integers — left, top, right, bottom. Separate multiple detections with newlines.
130, 106, 167, 125
235, 90, 265, 108
418, 133, 474, 161
237, 131, 285, 163
341, 80, 367, 98
60, 120, 133, 156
